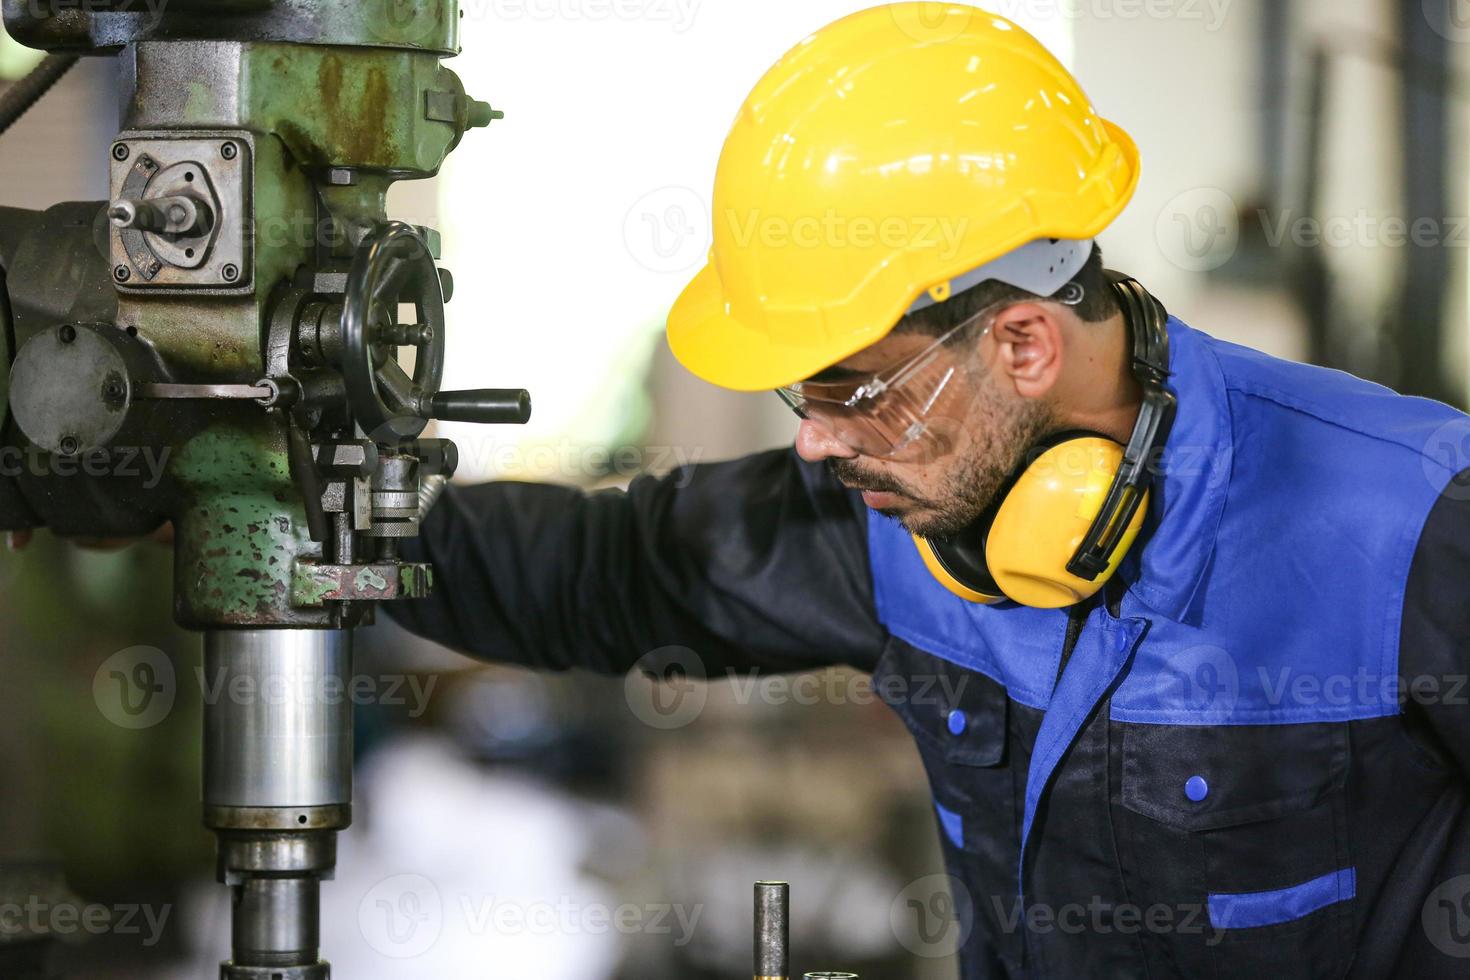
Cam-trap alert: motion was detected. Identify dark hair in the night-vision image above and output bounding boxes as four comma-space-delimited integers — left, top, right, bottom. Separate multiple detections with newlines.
894, 242, 1118, 338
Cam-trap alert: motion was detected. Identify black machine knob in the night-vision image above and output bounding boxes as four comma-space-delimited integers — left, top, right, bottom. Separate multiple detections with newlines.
426, 388, 532, 425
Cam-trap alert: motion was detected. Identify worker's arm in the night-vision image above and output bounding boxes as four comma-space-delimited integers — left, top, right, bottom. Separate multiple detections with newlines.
385, 448, 888, 676
1399, 469, 1470, 775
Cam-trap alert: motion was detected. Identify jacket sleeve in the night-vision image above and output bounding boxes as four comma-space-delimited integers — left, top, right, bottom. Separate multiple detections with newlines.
384, 448, 888, 677
1399, 468, 1470, 775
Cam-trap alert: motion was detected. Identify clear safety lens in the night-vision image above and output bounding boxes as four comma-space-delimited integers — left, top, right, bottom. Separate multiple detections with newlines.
776, 309, 995, 458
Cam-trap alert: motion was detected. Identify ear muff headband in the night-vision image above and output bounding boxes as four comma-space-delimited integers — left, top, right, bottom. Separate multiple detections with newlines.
913, 272, 1177, 607
1066, 273, 1177, 580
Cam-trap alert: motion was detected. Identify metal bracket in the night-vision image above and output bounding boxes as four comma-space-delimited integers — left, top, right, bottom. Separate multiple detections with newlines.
291, 561, 434, 607
108, 131, 253, 294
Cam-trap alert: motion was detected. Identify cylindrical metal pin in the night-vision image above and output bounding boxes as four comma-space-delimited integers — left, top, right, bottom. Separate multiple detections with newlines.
754, 880, 789, 980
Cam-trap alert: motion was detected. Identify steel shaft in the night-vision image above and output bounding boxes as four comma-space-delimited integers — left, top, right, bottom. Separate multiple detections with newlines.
203, 629, 352, 980
755, 881, 790, 980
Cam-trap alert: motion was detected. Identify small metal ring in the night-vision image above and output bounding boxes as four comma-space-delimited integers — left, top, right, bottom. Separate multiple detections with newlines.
1054, 282, 1085, 306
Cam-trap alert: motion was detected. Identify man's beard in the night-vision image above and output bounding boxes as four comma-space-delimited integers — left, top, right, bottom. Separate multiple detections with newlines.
829, 385, 1055, 539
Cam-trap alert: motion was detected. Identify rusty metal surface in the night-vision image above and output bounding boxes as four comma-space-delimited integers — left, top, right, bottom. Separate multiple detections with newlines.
290, 560, 433, 607
3, 0, 460, 56
204, 804, 352, 833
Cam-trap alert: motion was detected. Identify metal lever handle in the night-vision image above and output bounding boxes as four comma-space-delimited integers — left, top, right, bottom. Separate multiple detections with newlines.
426, 388, 532, 425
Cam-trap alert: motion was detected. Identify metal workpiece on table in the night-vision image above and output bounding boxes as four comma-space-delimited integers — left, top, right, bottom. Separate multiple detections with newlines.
754, 881, 790, 980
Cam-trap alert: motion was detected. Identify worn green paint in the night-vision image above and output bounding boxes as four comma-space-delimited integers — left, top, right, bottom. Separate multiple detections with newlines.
355, 566, 389, 592
249, 43, 469, 175
399, 564, 432, 596
100, 18, 482, 628
171, 421, 327, 627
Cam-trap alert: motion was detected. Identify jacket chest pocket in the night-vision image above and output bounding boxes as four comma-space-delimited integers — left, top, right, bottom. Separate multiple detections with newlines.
1115, 720, 1355, 979
875, 637, 1018, 854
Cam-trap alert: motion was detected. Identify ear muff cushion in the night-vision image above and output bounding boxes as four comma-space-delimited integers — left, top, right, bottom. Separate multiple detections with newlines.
914, 535, 1005, 604
983, 436, 1148, 608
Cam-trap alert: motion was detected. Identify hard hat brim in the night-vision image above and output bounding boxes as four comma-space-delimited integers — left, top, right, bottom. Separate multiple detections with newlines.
667, 260, 891, 393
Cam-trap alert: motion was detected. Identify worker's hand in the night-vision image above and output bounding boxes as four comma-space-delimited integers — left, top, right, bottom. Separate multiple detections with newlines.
5, 523, 175, 552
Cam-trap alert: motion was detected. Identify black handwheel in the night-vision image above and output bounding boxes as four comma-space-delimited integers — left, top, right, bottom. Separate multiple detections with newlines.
340, 221, 446, 442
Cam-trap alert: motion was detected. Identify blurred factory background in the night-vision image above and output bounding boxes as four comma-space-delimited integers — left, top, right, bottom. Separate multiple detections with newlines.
2, 0, 1468, 976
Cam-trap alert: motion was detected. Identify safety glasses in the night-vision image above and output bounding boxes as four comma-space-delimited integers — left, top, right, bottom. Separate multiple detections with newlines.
776, 307, 997, 458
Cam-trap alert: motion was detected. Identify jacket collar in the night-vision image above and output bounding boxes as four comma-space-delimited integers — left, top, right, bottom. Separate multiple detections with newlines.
1125, 318, 1232, 626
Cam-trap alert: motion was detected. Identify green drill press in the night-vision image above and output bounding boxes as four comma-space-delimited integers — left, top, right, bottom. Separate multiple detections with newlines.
0, 2, 528, 975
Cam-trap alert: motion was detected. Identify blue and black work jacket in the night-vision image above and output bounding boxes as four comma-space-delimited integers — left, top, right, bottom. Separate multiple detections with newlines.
392, 318, 1470, 978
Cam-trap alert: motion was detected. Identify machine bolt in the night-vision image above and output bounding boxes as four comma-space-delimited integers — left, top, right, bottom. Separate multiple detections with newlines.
221, 141, 238, 160
57, 325, 76, 344
58, 436, 79, 456
102, 377, 126, 404
111, 143, 129, 161
222, 264, 240, 283
113, 265, 131, 283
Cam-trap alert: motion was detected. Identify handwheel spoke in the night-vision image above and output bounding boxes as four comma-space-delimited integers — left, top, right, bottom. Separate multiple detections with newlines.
377, 360, 418, 413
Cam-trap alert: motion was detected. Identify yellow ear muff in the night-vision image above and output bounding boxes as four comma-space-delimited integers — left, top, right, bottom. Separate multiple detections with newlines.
983, 436, 1148, 608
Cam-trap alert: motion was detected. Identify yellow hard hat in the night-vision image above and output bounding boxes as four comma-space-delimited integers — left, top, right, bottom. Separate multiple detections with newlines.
667, 2, 1140, 391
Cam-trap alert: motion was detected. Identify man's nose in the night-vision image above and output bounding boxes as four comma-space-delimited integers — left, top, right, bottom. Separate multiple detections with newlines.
795, 419, 858, 463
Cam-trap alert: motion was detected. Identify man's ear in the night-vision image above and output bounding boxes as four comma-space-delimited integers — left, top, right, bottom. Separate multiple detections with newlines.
992, 301, 1064, 399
